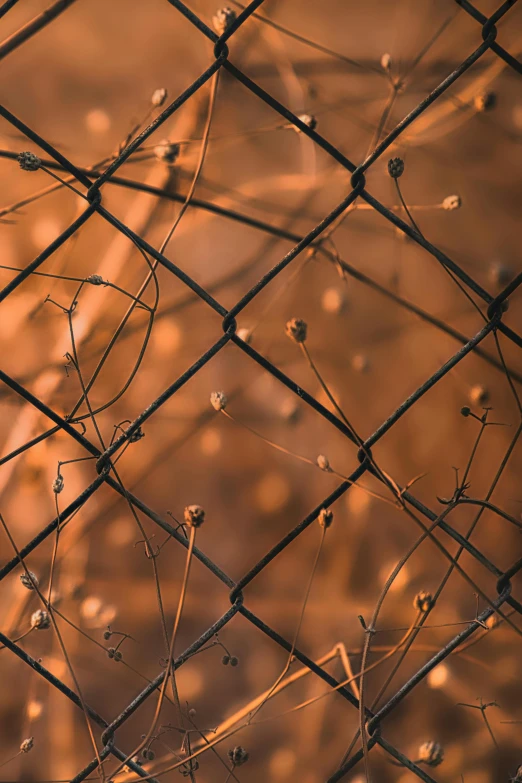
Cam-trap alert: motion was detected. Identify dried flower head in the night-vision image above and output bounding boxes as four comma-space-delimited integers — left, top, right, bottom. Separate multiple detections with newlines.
469, 384, 489, 406
293, 113, 317, 132
151, 88, 167, 107
236, 327, 252, 344
18, 151, 41, 172
316, 454, 331, 472
228, 746, 249, 767
380, 52, 392, 71
318, 508, 333, 529
474, 92, 496, 112
87, 273, 104, 286
52, 474, 64, 494
442, 194, 461, 211
20, 737, 34, 754
212, 7, 236, 35
31, 609, 51, 630
188, 707, 197, 719
388, 157, 404, 179
210, 391, 227, 412
184, 504, 205, 528
20, 571, 39, 590
154, 140, 180, 164
460, 406, 471, 417
418, 740, 444, 767
413, 590, 433, 613
285, 317, 307, 344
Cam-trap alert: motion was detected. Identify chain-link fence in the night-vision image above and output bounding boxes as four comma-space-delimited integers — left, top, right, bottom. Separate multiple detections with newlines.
0, 1, 521, 781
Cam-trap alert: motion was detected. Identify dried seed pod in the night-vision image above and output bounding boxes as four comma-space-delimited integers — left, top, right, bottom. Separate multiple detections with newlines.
318, 508, 333, 529
316, 454, 331, 472
380, 52, 392, 71
52, 475, 64, 494
210, 391, 227, 412
460, 406, 471, 417
474, 91, 496, 112
20, 571, 39, 590
228, 746, 249, 766
17, 151, 41, 172
236, 327, 252, 344
184, 504, 205, 528
188, 708, 197, 719
212, 7, 236, 35
442, 194, 461, 211
293, 113, 317, 132
20, 737, 34, 754
31, 609, 51, 630
154, 139, 180, 164
229, 655, 239, 667
142, 747, 155, 761
469, 384, 489, 406
87, 274, 104, 285
285, 318, 307, 344
151, 88, 167, 107
413, 590, 433, 613
222, 654, 230, 665
388, 157, 404, 179
418, 740, 444, 767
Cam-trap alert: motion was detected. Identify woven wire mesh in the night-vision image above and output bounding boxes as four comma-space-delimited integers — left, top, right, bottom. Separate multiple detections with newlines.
0, 0, 522, 781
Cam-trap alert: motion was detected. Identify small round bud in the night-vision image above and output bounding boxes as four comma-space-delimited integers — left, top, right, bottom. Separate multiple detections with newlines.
442, 194, 461, 211
293, 113, 317, 133
52, 474, 64, 494
210, 391, 227, 412
474, 92, 496, 112
20, 737, 34, 754
103, 630, 111, 640
212, 7, 236, 35
17, 151, 41, 172
285, 317, 307, 344
87, 274, 104, 286
388, 157, 404, 179
380, 53, 392, 71
318, 508, 333, 529
413, 590, 433, 613
188, 707, 197, 719
142, 748, 155, 761
20, 571, 39, 590
460, 406, 471, 417
418, 740, 444, 767
222, 654, 230, 665
151, 88, 167, 107
31, 609, 51, 630
469, 384, 489, 406
316, 454, 331, 472
236, 327, 252, 344
107, 647, 115, 659
154, 139, 180, 164
184, 504, 205, 528
229, 655, 239, 667
113, 650, 122, 662
228, 746, 249, 767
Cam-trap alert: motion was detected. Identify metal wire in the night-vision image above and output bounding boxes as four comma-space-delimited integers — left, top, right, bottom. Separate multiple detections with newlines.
0, 1, 521, 781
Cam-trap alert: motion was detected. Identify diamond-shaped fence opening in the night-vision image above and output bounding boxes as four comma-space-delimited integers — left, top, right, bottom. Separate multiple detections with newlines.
0, 1, 521, 781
